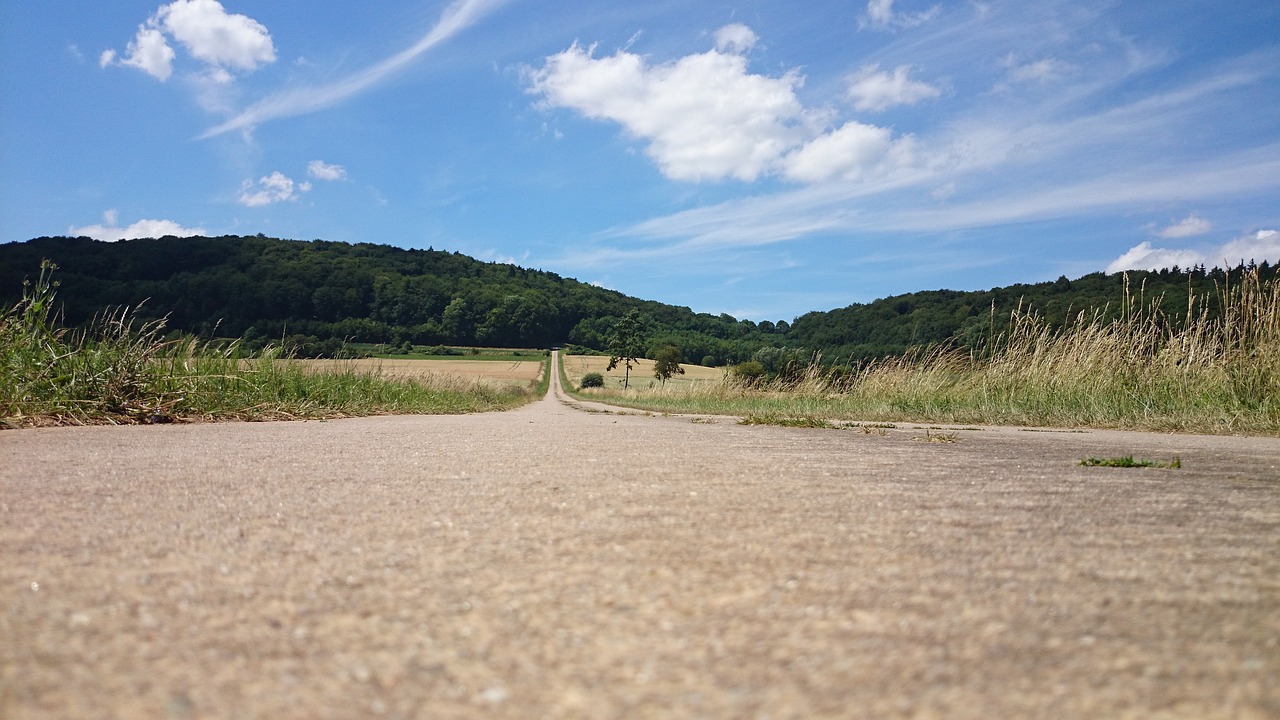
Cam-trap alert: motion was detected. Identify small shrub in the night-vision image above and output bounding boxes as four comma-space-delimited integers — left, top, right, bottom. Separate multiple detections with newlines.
580, 372, 605, 389
729, 360, 766, 386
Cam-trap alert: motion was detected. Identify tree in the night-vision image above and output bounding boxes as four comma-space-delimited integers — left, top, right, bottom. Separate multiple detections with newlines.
653, 345, 685, 386
606, 309, 646, 389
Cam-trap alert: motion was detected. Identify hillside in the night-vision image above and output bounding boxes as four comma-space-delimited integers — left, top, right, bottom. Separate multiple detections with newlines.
2, 235, 1273, 365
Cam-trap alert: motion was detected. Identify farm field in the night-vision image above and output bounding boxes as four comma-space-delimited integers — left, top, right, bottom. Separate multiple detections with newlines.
561, 354, 723, 389
294, 358, 545, 388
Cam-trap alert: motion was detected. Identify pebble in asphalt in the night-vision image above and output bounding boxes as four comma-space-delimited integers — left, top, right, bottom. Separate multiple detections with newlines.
2, 355, 1278, 719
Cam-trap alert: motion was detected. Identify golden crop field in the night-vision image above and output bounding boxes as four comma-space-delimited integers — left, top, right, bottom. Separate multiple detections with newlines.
561, 354, 723, 389
295, 358, 545, 387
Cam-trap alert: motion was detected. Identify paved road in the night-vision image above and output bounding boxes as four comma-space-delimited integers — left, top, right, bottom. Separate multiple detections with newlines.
3, 354, 1278, 719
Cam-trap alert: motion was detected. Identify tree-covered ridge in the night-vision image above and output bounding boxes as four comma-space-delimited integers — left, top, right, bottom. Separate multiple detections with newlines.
0, 235, 782, 363
1, 235, 1274, 365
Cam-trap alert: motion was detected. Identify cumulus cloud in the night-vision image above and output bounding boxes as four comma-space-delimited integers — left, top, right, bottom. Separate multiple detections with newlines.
1105, 229, 1280, 274
528, 37, 809, 182
527, 26, 915, 184
239, 171, 310, 207
70, 210, 206, 241
1158, 213, 1211, 238
861, 0, 940, 30
158, 0, 275, 71
713, 24, 757, 54
103, 0, 274, 82
846, 64, 940, 111
111, 26, 177, 81
783, 122, 913, 183
307, 160, 348, 181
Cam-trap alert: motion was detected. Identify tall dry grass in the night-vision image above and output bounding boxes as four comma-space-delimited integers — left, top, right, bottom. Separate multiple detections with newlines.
576, 269, 1280, 435
1, 262, 534, 427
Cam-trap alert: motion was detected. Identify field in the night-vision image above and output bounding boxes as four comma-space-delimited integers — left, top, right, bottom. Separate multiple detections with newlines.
561, 354, 723, 390
295, 358, 545, 388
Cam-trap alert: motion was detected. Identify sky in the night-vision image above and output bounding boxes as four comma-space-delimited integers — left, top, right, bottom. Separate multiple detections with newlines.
2, 0, 1278, 322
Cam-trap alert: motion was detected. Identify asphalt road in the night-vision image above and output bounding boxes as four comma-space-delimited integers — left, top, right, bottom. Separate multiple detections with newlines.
2, 354, 1278, 719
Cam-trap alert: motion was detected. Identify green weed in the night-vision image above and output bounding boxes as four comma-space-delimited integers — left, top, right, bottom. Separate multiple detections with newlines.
1080, 456, 1183, 469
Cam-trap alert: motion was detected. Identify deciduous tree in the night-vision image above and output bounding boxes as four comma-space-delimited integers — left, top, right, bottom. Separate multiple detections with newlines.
653, 345, 685, 386
606, 309, 646, 389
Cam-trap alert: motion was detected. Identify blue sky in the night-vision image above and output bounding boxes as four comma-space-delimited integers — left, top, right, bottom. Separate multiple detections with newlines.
2, 0, 1278, 321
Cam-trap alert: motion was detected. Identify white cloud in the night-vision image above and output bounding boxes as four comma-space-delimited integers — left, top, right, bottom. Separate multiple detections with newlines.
1105, 229, 1280, 274
104, 0, 273, 82
783, 121, 914, 183
713, 24, 757, 54
239, 171, 310, 207
202, 0, 507, 138
157, 0, 275, 72
528, 27, 915, 185
528, 36, 811, 182
307, 160, 348, 181
1158, 213, 1211, 238
846, 64, 941, 111
116, 26, 177, 81
861, 0, 940, 30
999, 54, 1074, 87
1219, 229, 1280, 267
1104, 241, 1205, 274
70, 210, 206, 241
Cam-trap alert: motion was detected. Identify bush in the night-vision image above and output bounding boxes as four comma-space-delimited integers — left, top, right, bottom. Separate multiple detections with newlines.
580, 372, 605, 389
729, 360, 766, 386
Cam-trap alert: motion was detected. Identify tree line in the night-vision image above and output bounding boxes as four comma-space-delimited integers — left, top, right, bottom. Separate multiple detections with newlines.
1, 235, 1273, 369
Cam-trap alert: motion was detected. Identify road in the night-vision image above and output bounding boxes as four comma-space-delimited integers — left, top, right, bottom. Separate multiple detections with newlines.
3, 353, 1278, 719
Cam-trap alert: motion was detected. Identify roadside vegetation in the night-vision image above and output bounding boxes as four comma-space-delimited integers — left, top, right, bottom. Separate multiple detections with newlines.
565, 270, 1280, 436
1, 263, 537, 428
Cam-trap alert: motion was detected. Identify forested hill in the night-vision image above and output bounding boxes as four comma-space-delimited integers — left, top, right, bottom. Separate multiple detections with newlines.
2, 235, 1274, 366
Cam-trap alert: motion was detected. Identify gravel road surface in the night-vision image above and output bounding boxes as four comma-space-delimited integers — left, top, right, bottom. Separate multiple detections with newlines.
3, 354, 1278, 719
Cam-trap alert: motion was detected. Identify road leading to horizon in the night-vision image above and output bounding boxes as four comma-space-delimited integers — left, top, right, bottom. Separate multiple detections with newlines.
3, 353, 1278, 719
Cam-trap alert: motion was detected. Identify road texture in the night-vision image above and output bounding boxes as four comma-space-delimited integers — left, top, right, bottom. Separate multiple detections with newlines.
2, 353, 1278, 719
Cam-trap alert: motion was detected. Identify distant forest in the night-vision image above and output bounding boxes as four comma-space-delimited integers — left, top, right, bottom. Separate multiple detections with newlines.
2, 235, 1274, 367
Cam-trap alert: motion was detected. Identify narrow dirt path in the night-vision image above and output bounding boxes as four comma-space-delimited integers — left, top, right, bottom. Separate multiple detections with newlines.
2, 353, 1278, 719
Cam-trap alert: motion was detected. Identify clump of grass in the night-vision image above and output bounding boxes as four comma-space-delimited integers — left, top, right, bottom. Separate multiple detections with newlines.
1080, 456, 1182, 469
572, 269, 1279, 435
1, 262, 533, 427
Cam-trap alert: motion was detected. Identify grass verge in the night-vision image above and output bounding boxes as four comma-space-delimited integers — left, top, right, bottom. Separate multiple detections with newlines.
1, 262, 536, 428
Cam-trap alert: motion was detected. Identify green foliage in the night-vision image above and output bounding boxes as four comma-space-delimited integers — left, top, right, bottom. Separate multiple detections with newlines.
1, 263, 535, 426
580, 372, 605, 389
0, 235, 779, 360
1080, 456, 1182, 469
729, 360, 766, 386
3, 236, 1275, 376
606, 309, 647, 389
653, 345, 685, 386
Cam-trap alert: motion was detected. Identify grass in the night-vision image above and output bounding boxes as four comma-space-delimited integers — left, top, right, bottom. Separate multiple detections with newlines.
1080, 456, 1182, 469
1, 262, 538, 427
563, 269, 1280, 436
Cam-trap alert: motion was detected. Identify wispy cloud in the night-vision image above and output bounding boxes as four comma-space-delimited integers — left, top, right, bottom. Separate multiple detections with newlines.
307, 160, 348, 181
1158, 213, 1211, 238
202, 0, 507, 138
